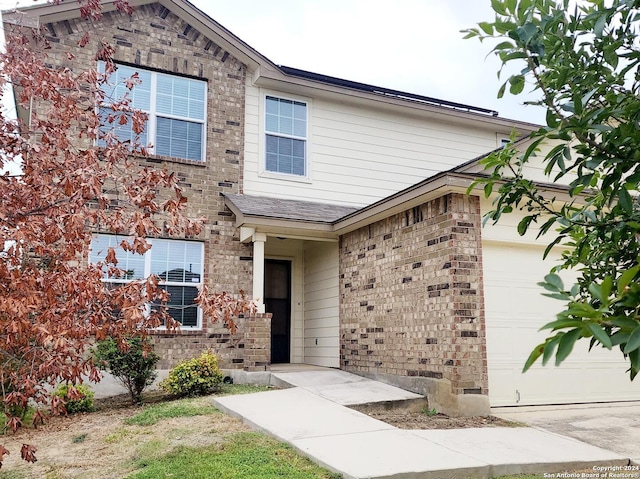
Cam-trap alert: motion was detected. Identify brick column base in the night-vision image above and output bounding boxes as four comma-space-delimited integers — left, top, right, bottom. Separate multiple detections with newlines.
243, 313, 271, 371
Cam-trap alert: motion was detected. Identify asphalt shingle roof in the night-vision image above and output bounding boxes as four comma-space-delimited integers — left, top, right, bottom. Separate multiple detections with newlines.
224, 194, 358, 223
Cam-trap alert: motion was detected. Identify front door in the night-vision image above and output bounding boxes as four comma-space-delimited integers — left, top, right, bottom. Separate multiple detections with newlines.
264, 259, 291, 363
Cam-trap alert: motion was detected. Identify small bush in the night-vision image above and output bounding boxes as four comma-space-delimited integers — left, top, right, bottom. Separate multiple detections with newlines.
2, 368, 34, 426
93, 336, 159, 404
53, 383, 95, 414
1, 406, 35, 433
160, 351, 223, 397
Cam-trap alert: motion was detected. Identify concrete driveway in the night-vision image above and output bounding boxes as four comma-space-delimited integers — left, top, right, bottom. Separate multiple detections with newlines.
492, 401, 640, 464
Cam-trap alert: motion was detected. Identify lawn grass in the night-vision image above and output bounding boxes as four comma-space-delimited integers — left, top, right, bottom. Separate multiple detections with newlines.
124, 398, 220, 426
123, 385, 341, 478
125, 383, 272, 425
217, 383, 274, 396
127, 431, 341, 479
0, 383, 342, 479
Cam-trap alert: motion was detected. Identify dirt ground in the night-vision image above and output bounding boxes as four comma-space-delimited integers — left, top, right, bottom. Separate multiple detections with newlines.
0, 393, 252, 479
350, 406, 521, 429
0, 393, 522, 478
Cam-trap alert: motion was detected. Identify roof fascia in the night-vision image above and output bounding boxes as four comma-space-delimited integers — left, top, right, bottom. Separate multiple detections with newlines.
225, 171, 574, 240
223, 196, 338, 240
451, 135, 537, 174
2, 1, 540, 132
333, 173, 472, 235
253, 72, 541, 133
334, 171, 575, 235
2, 0, 276, 72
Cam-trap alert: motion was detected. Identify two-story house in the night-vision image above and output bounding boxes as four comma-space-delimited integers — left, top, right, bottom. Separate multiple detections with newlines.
5, 0, 638, 416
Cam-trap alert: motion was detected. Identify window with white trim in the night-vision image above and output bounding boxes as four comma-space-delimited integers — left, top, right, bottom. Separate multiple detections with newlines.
89, 234, 204, 328
265, 95, 307, 176
98, 62, 207, 162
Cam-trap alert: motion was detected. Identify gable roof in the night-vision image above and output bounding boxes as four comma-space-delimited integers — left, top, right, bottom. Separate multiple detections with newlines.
2, 0, 539, 129
1, 0, 272, 71
223, 138, 574, 240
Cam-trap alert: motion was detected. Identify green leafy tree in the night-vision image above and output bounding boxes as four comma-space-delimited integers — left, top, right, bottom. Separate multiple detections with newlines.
464, 0, 640, 379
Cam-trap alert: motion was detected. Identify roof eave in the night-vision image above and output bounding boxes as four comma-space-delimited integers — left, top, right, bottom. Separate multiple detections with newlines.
334, 171, 576, 235
1, 1, 542, 131
225, 170, 575, 240
254, 70, 542, 131
333, 173, 474, 235
2, 0, 276, 72
223, 196, 338, 241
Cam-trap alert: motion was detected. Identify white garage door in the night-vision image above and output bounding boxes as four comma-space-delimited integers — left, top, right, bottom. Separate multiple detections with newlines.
484, 242, 640, 406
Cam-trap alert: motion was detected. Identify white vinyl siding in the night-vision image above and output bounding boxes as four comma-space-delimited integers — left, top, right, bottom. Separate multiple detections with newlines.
89, 235, 204, 328
460, 139, 577, 187
303, 242, 339, 368
246, 84, 508, 207
99, 62, 206, 161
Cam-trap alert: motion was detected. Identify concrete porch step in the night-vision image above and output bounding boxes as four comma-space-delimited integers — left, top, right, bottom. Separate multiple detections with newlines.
270, 367, 426, 410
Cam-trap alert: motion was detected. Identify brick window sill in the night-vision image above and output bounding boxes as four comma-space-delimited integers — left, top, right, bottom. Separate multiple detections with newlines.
149, 329, 205, 338
143, 154, 208, 168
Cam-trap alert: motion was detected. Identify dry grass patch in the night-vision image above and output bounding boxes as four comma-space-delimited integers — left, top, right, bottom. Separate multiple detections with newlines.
0, 387, 265, 479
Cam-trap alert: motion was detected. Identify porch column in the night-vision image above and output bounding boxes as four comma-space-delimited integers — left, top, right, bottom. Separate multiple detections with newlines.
252, 232, 267, 313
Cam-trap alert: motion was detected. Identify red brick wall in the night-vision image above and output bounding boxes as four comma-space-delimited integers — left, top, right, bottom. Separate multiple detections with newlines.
153, 313, 271, 370
40, 3, 259, 367
339, 193, 488, 396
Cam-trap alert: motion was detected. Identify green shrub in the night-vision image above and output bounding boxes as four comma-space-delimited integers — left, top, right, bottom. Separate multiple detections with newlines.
1, 405, 35, 432
160, 351, 223, 397
53, 383, 95, 414
93, 336, 159, 404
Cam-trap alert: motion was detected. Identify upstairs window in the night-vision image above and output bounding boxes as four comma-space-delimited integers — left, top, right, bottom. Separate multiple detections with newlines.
98, 62, 207, 162
265, 95, 307, 176
89, 234, 204, 328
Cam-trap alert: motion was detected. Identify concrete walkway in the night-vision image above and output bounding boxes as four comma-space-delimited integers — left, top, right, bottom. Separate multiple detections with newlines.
493, 402, 640, 465
213, 367, 630, 479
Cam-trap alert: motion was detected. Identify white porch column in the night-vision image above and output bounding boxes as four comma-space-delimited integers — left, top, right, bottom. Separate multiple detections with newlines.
252, 232, 267, 313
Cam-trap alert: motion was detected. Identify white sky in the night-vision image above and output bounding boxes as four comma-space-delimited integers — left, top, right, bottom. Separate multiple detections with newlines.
0, 0, 545, 124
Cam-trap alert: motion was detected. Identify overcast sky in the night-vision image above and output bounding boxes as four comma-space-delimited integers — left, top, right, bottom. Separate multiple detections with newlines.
0, 0, 545, 124
198, 0, 545, 124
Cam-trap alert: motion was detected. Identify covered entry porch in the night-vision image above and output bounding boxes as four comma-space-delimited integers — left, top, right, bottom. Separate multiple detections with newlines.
224, 194, 357, 368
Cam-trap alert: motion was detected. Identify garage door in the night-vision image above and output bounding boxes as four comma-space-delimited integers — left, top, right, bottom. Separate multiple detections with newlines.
483, 242, 640, 406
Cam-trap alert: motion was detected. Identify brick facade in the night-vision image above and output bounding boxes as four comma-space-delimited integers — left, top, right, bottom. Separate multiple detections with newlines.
153, 313, 271, 371
339, 193, 488, 402
40, 3, 264, 369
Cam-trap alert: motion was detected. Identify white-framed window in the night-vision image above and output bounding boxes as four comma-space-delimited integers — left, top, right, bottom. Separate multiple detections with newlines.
89, 234, 204, 328
265, 95, 307, 176
98, 62, 207, 162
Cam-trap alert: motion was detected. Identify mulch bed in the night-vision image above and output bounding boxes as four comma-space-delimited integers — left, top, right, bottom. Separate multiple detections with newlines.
349, 407, 523, 430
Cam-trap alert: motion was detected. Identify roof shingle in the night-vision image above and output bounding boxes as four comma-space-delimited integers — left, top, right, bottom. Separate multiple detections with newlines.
224, 194, 358, 223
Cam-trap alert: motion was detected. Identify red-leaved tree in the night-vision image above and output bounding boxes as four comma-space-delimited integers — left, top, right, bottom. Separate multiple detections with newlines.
0, 0, 254, 466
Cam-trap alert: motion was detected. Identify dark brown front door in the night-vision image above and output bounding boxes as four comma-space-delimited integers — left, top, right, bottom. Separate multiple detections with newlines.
264, 259, 291, 364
